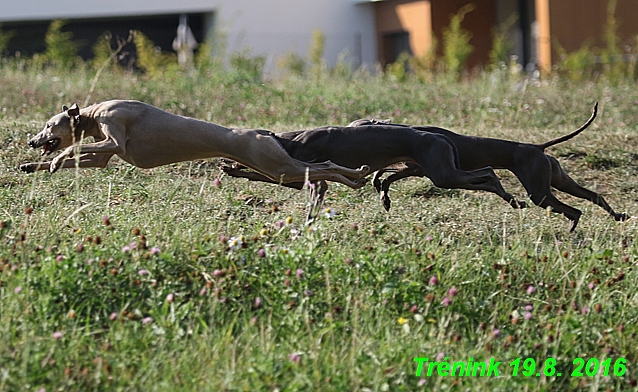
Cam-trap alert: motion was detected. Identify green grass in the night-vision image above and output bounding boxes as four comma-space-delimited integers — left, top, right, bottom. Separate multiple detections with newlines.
0, 60, 637, 391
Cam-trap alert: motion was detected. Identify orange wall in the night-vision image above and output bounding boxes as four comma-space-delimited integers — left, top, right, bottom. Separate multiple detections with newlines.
375, 0, 432, 65
376, 0, 496, 68
539, 0, 638, 71
397, 1, 432, 57
430, 0, 496, 68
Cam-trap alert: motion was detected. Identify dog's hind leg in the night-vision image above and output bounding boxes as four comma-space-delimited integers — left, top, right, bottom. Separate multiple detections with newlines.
306, 180, 328, 222
547, 156, 629, 222
379, 163, 425, 211
222, 164, 305, 190
372, 163, 412, 192
511, 157, 582, 231
231, 131, 369, 188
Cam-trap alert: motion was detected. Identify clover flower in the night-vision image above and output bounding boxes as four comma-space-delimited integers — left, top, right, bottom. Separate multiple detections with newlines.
289, 352, 302, 364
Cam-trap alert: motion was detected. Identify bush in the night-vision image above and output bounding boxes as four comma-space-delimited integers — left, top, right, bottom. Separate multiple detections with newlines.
229, 50, 265, 82
44, 20, 83, 67
0, 24, 15, 56
133, 30, 176, 77
277, 52, 306, 76
442, 4, 475, 75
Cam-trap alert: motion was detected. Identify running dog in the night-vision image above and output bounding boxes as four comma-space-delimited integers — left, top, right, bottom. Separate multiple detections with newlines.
350, 102, 629, 231
19, 100, 370, 187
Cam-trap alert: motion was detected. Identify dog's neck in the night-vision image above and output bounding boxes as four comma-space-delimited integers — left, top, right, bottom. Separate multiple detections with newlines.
72, 114, 101, 142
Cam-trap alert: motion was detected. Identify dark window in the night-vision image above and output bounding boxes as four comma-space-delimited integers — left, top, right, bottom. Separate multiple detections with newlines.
2, 13, 211, 60
382, 31, 412, 65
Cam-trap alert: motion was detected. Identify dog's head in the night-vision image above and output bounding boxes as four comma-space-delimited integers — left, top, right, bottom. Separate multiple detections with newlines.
28, 104, 82, 156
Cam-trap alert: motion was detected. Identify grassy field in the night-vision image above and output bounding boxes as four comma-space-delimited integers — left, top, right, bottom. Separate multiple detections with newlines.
0, 60, 637, 391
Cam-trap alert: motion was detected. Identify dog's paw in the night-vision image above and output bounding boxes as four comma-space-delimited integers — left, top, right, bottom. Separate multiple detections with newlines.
615, 212, 630, 222
349, 177, 367, 190
381, 192, 391, 211
19, 164, 36, 173
515, 200, 527, 209
357, 165, 371, 176
49, 159, 62, 174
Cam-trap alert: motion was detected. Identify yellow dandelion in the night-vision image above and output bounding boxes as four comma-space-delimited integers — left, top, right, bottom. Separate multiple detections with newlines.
398, 317, 408, 325
285, 216, 293, 225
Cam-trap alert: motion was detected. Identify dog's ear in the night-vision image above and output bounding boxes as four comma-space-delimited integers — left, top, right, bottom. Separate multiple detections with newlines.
63, 105, 69, 112
66, 103, 80, 118
66, 103, 80, 128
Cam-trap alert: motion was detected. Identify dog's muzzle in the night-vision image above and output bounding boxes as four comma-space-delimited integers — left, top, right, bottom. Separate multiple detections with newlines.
29, 138, 61, 156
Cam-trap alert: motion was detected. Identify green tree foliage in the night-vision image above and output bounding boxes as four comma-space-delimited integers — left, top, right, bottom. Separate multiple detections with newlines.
45, 20, 82, 67
91, 31, 119, 71
133, 30, 176, 77
0, 24, 15, 56
229, 50, 265, 82
308, 28, 328, 80
489, 14, 518, 69
442, 4, 475, 74
277, 52, 306, 76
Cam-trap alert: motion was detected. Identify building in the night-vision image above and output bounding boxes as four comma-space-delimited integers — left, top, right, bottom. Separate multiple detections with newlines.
0, 0, 377, 71
1, 0, 638, 73
373, 0, 638, 72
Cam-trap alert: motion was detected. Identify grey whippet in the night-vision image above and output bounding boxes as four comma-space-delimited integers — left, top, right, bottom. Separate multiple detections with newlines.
19, 100, 370, 187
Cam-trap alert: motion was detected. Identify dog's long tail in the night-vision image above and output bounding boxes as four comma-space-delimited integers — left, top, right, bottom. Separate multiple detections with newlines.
538, 102, 598, 150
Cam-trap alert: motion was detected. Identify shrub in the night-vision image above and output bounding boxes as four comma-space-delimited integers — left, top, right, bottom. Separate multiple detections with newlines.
44, 20, 82, 67
133, 30, 176, 77
488, 14, 518, 70
555, 42, 596, 82
442, 4, 475, 75
0, 24, 15, 56
229, 50, 265, 82
309, 29, 327, 79
386, 52, 410, 82
277, 52, 306, 76
409, 36, 439, 82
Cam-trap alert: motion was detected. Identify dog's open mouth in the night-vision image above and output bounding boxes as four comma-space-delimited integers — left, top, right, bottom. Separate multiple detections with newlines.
40, 138, 61, 156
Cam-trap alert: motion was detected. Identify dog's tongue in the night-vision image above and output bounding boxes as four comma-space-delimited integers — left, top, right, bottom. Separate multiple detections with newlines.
41, 144, 49, 156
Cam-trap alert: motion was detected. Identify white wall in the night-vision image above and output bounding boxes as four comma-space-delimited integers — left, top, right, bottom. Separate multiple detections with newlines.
0, 0, 377, 70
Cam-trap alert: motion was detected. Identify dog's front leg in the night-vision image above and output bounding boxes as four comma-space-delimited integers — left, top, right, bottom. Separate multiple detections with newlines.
21, 153, 113, 173
50, 139, 121, 173
49, 145, 77, 173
